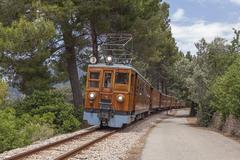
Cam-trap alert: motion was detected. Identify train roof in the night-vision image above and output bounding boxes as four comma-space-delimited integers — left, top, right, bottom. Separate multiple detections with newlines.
88, 63, 153, 87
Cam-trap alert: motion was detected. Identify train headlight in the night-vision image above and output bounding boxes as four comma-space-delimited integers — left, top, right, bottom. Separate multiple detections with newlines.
117, 94, 125, 103
89, 92, 96, 100
105, 55, 113, 64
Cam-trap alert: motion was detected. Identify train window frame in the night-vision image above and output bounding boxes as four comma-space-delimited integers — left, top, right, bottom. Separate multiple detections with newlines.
114, 70, 131, 91
103, 71, 112, 88
115, 72, 129, 85
90, 72, 100, 80
88, 71, 100, 88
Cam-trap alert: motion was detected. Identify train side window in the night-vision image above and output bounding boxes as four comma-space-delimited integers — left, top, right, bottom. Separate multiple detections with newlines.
89, 72, 100, 88
115, 72, 129, 84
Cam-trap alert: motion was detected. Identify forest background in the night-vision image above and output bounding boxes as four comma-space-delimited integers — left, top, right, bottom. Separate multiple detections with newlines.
0, 0, 239, 153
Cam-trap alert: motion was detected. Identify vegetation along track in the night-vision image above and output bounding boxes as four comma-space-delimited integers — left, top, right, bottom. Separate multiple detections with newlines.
4, 126, 118, 160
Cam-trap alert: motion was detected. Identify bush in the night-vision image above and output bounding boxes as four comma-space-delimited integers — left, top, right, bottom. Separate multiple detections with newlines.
0, 90, 82, 153
0, 108, 55, 153
16, 90, 65, 115
211, 57, 240, 119
0, 80, 8, 105
197, 105, 215, 127
16, 90, 81, 133
0, 108, 28, 152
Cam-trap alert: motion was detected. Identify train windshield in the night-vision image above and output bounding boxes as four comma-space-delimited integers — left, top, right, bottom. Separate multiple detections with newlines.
89, 72, 100, 88
115, 72, 129, 84
104, 72, 112, 88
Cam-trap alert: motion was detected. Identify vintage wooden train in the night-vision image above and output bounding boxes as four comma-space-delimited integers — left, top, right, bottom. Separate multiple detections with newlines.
83, 56, 185, 128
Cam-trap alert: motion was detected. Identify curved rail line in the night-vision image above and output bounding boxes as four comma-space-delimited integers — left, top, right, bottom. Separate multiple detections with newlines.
4, 126, 99, 160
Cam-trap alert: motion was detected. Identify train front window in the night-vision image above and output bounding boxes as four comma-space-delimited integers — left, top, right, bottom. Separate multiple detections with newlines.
115, 72, 129, 84
104, 72, 112, 88
90, 72, 99, 79
89, 72, 100, 88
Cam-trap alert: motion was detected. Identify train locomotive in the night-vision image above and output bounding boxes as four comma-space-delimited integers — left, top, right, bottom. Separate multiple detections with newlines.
83, 55, 185, 128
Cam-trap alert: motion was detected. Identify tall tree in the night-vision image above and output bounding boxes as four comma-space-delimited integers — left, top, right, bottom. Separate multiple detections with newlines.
0, 17, 55, 93
39, 0, 153, 108
1, 0, 179, 110
131, 1, 179, 91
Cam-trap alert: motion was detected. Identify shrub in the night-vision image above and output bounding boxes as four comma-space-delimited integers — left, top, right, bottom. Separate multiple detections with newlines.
0, 108, 29, 153
0, 107, 56, 153
197, 105, 215, 127
0, 80, 8, 105
16, 90, 81, 133
16, 90, 65, 115
0, 90, 82, 153
211, 57, 240, 119
33, 104, 80, 132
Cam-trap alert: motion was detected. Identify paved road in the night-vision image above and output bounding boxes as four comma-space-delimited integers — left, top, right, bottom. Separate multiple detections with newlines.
141, 109, 240, 160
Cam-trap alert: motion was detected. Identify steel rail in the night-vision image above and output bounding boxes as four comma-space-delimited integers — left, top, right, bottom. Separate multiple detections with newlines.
4, 126, 99, 160
54, 129, 118, 160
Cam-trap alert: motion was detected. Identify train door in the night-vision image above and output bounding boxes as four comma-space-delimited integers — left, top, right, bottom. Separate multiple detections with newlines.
100, 70, 113, 110
102, 70, 113, 92
129, 72, 136, 111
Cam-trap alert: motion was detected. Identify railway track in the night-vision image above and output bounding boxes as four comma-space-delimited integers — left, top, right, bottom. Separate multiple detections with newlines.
4, 126, 118, 160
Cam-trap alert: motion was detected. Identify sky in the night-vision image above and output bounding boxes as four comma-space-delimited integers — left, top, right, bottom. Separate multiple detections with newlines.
166, 0, 240, 54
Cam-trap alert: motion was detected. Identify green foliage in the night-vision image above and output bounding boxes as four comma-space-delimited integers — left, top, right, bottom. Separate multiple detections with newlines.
0, 108, 27, 152
0, 0, 26, 26
131, 1, 178, 89
172, 31, 240, 126
0, 80, 8, 105
0, 18, 55, 53
0, 107, 55, 153
197, 105, 215, 127
211, 57, 240, 118
169, 56, 193, 99
16, 90, 80, 132
0, 17, 55, 94
0, 90, 81, 153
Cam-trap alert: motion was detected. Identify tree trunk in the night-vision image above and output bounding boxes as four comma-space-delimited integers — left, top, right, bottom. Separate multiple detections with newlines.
90, 19, 98, 62
62, 28, 83, 109
190, 101, 197, 117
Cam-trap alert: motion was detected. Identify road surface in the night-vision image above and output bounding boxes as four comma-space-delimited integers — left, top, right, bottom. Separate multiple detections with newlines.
141, 109, 240, 160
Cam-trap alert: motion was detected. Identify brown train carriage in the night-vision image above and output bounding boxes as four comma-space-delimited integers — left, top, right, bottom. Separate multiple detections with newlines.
84, 64, 151, 128
134, 73, 151, 119
160, 93, 167, 108
151, 88, 161, 111
83, 63, 185, 128
171, 97, 177, 109
165, 95, 172, 108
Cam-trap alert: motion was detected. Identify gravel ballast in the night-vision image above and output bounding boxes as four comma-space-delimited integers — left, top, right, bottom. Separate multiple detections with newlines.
70, 111, 170, 160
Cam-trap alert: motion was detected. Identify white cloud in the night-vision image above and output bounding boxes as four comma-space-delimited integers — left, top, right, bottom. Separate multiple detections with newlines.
230, 0, 240, 5
171, 21, 240, 54
172, 8, 185, 22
